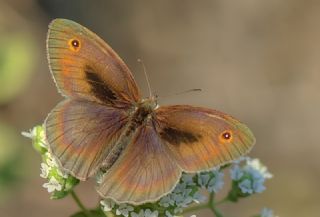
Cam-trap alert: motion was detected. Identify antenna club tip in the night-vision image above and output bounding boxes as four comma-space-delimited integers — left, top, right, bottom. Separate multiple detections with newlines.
137, 58, 142, 62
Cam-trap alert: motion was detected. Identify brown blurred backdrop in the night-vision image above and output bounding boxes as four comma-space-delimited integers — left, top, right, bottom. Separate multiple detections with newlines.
0, 0, 319, 216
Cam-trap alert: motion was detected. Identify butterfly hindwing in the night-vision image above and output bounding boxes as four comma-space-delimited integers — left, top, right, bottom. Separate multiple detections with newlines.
45, 99, 129, 180
47, 19, 141, 107
155, 105, 255, 172
97, 122, 181, 204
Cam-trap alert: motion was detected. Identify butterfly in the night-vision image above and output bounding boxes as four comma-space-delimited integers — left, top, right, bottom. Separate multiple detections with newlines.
45, 18, 255, 205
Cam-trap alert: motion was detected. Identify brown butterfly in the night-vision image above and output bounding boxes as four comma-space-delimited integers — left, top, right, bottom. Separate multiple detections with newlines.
45, 18, 255, 204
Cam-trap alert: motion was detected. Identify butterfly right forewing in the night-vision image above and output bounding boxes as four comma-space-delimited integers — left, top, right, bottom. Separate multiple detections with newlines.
47, 18, 141, 107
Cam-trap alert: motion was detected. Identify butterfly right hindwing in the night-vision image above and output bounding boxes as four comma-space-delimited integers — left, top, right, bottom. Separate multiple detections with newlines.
155, 105, 255, 172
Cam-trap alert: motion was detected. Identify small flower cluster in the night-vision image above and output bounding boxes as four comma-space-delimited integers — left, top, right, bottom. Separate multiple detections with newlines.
228, 157, 273, 202
100, 200, 159, 217
22, 126, 79, 199
257, 208, 278, 217
100, 169, 223, 217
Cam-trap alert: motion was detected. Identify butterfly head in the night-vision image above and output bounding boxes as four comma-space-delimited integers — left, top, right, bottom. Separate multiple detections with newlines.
140, 96, 158, 111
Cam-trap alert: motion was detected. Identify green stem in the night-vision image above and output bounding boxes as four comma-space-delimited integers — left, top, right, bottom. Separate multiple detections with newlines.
182, 193, 225, 217
208, 193, 224, 217
210, 204, 224, 217
70, 190, 93, 217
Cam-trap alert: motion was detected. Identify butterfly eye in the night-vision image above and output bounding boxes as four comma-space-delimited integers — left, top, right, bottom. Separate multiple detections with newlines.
68, 38, 81, 51
220, 130, 233, 142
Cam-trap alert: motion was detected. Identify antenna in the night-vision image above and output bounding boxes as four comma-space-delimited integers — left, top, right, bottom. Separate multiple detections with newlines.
137, 58, 152, 98
157, 88, 202, 99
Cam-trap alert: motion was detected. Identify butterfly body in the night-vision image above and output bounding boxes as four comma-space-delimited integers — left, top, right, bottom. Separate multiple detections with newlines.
101, 97, 157, 170
45, 18, 255, 204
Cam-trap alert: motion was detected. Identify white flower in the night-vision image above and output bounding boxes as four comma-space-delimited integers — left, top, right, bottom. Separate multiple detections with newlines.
40, 163, 50, 178
261, 208, 276, 217
144, 209, 158, 217
159, 195, 173, 207
131, 210, 144, 217
207, 170, 224, 193
230, 165, 244, 181
252, 178, 266, 193
46, 153, 58, 167
165, 211, 174, 217
172, 193, 185, 205
173, 183, 188, 194
238, 179, 253, 194
115, 204, 134, 217
197, 173, 210, 187
192, 191, 206, 203
42, 177, 62, 193
246, 158, 273, 179
181, 173, 195, 186
21, 128, 35, 139
177, 196, 193, 208
231, 158, 272, 194
100, 199, 115, 212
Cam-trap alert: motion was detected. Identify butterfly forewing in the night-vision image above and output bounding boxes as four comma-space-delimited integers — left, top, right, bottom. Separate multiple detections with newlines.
155, 105, 255, 172
47, 19, 141, 107
45, 99, 129, 180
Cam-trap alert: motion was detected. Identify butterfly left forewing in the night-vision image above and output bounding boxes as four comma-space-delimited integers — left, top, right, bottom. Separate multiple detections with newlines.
155, 105, 255, 172
45, 99, 129, 180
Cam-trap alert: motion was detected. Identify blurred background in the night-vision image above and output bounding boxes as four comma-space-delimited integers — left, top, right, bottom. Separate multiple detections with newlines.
0, 0, 319, 216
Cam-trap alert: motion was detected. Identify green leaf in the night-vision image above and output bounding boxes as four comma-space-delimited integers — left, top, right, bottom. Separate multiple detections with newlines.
65, 176, 80, 191
50, 190, 68, 200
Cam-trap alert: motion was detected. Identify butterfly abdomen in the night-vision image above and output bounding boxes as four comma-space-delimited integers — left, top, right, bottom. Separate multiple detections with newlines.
101, 104, 153, 170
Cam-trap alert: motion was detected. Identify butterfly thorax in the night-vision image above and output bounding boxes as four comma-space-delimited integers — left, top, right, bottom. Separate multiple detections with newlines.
127, 97, 158, 133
